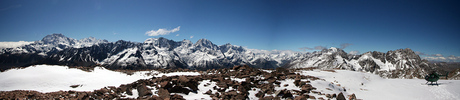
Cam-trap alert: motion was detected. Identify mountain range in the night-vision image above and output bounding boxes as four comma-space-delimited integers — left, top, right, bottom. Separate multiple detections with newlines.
1, 33, 457, 79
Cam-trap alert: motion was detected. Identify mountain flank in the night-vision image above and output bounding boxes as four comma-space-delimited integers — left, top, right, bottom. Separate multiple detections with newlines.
1, 33, 459, 79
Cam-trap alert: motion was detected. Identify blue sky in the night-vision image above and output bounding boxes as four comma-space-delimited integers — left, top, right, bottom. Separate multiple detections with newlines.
1, 0, 459, 62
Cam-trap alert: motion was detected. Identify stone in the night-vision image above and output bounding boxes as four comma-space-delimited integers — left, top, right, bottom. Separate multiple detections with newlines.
325, 94, 331, 98
255, 91, 265, 98
169, 86, 191, 95
171, 94, 185, 100
263, 96, 274, 100
158, 88, 170, 99
178, 76, 189, 83
337, 92, 346, 100
294, 96, 307, 100
137, 84, 152, 97
348, 93, 357, 100
282, 90, 293, 99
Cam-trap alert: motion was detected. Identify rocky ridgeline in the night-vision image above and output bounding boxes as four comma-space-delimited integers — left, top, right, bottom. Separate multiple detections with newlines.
0, 65, 356, 100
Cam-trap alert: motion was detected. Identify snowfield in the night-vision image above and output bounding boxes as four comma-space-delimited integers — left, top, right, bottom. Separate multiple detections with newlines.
296, 70, 460, 100
1, 65, 459, 100
0, 65, 156, 92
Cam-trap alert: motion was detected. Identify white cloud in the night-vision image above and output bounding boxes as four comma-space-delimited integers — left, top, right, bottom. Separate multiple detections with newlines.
176, 34, 179, 36
349, 50, 360, 55
433, 54, 443, 57
422, 55, 460, 62
190, 36, 194, 39
145, 26, 181, 36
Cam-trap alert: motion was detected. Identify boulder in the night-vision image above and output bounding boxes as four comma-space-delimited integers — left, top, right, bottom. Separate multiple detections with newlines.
137, 84, 152, 97
158, 88, 170, 99
160, 81, 172, 88
348, 93, 357, 100
178, 76, 189, 83
282, 90, 293, 99
337, 92, 346, 100
169, 86, 191, 95
171, 94, 185, 100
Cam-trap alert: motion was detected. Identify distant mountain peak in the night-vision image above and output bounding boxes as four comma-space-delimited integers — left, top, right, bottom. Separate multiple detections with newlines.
196, 38, 212, 44
40, 33, 75, 44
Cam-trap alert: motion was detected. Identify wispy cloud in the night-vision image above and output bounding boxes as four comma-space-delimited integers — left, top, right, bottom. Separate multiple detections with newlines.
422, 55, 460, 62
417, 51, 460, 62
340, 43, 352, 49
145, 26, 180, 36
176, 34, 179, 36
190, 36, 194, 39
349, 50, 360, 55
415, 51, 443, 57
0, 4, 22, 11
433, 54, 443, 57
299, 46, 327, 51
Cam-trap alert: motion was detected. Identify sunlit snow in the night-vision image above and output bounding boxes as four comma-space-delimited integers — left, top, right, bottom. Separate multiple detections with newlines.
296, 70, 460, 100
0, 65, 156, 92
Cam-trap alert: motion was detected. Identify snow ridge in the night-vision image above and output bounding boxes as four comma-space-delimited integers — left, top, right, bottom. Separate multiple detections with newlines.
0, 34, 433, 79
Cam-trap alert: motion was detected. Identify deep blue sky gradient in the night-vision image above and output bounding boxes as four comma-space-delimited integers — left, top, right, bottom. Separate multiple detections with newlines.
1, 0, 459, 61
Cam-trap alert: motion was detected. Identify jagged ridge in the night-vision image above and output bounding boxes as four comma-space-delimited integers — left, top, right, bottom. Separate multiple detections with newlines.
0, 34, 442, 79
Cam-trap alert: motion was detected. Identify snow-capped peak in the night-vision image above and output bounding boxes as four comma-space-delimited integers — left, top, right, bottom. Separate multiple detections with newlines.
329, 47, 338, 52
40, 33, 76, 45
195, 39, 213, 46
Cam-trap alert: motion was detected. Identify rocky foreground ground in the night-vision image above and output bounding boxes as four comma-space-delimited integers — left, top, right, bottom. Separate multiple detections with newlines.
0, 65, 357, 100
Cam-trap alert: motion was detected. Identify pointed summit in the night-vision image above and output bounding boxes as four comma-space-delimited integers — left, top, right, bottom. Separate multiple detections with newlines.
195, 38, 213, 46
194, 38, 218, 50
41, 33, 76, 44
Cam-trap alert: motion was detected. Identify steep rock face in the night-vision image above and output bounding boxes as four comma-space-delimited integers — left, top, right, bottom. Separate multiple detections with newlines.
286, 48, 430, 78
0, 33, 108, 55
0, 34, 108, 70
286, 47, 349, 69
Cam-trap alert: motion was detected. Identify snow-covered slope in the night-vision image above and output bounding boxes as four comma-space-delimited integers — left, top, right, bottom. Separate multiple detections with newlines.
2, 65, 458, 99
286, 47, 431, 78
296, 69, 460, 100
0, 65, 155, 92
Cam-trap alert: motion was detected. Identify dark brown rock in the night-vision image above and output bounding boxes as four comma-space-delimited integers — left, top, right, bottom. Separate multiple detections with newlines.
294, 95, 307, 100
160, 81, 172, 88
256, 91, 265, 98
137, 84, 152, 97
348, 93, 357, 100
263, 96, 274, 100
204, 90, 212, 95
169, 86, 191, 95
158, 88, 170, 99
282, 90, 293, 99
178, 76, 189, 83
337, 92, 346, 100
171, 94, 185, 100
